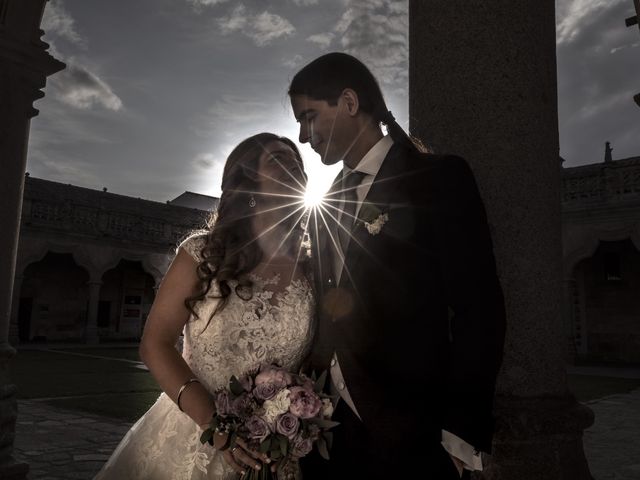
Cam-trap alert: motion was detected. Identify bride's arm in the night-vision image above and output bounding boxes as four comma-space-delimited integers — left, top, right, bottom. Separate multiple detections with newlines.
139, 248, 215, 428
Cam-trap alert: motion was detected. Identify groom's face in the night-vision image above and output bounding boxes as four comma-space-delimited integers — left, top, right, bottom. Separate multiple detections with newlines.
290, 94, 350, 166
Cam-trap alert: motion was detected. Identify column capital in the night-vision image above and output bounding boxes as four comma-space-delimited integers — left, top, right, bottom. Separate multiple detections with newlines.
0, 1, 65, 118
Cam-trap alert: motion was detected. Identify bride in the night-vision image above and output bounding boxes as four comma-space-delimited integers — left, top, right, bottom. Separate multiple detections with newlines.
95, 133, 315, 480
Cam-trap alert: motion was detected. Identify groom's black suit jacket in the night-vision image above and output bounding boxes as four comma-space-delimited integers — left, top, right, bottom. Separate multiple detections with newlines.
307, 142, 506, 463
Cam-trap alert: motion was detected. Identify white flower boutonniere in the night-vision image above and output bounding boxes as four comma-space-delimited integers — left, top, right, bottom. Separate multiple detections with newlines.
364, 212, 389, 235
358, 202, 389, 235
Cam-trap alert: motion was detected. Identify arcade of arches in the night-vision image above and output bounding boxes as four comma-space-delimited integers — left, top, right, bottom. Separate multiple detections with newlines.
17, 254, 156, 343
9, 175, 213, 345
11, 151, 640, 365
562, 152, 640, 364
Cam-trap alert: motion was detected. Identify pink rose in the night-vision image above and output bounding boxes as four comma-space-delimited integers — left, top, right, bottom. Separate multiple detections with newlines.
230, 393, 255, 417
275, 412, 300, 440
288, 386, 322, 419
290, 433, 313, 458
293, 374, 315, 390
254, 382, 280, 401
246, 415, 271, 442
255, 365, 292, 388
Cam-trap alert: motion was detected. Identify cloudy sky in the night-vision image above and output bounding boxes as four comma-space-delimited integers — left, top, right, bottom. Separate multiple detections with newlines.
28, 0, 639, 203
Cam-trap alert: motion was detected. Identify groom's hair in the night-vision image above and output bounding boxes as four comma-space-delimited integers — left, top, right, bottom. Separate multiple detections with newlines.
288, 52, 425, 152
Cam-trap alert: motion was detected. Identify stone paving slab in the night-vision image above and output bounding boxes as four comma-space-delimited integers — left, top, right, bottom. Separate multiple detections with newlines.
11, 388, 640, 479
583, 388, 640, 480
13, 400, 132, 480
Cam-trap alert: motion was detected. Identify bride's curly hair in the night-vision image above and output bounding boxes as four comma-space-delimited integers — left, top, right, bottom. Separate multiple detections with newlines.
184, 132, 307, 325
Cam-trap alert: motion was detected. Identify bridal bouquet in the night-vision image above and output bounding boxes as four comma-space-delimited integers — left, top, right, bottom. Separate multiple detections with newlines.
200, 364, 338, 479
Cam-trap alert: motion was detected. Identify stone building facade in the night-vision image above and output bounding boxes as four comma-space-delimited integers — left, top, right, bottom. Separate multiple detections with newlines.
562, 152, 640, 363
10, 175, 214, 345
10, 150, 640, 364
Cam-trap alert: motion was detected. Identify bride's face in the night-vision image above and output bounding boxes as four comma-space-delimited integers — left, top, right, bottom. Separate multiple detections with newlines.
254, 140, 305, 192
251, 140, 306, 235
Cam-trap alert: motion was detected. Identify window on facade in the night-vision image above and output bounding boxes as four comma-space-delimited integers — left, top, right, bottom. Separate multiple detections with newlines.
604, 252, 622, 281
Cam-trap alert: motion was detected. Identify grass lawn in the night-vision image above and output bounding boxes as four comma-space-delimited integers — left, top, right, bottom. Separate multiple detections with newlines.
11, 348, 161, 422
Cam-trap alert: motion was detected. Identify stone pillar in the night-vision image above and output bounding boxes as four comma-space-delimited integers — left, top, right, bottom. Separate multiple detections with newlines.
8, 274, 23, 346
0, 1, 65, 479
409, 2, 592, 479
85, 280, 102, 344
563, 277, 577, 363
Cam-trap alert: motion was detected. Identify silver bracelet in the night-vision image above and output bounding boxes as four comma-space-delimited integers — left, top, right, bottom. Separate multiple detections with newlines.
176, 378, 200, 412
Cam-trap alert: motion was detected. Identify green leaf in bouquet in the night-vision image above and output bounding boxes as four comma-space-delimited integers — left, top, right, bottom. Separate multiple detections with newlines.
270, 449, 282, 460
307, 417, 340, 430
210, 416, 219, 430
316, 435, 330, 460
300, 419, 309, 436
259, 437, 272, 454
200, 429, 214, 446
323, 431, 334, 450
314, 370, 328, 394
229, 375, 245, 396
277, 434, 289, 457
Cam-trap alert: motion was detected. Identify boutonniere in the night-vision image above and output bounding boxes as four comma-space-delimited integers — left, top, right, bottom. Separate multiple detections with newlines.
358, 203, 389, 236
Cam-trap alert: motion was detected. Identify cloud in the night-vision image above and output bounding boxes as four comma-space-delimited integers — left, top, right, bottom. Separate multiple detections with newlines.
192, 153, 218, 170
52, 63, 123, 111
556, 0, 640, 165
307, 33, 335, 48
218, 4, 295, 46
185, 0, 231, 10
292, 0, 319, 5
193, 94, 273, 138
610, 41, 640, 54
283, 54, 304, 68
556, 0, 627, 45
42, 0, 85, 46
333, 0, 408, 89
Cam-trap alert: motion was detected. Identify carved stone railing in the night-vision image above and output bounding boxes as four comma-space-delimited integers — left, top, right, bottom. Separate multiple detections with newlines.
21, 178, 211, 247
562, 157, 640, 205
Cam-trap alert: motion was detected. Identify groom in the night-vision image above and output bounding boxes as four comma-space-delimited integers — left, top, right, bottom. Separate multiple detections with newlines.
289, 53, 506, 479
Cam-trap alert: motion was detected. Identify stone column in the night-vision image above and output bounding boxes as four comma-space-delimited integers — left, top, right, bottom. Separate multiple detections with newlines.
0, 1, 65, 479
409, 2, 592, 479
8, 274, 23, 346
85, 280, 102, 344
563, 277, 577, 363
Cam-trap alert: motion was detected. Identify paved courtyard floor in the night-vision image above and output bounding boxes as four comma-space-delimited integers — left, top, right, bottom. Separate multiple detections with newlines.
10, 349, 640, 479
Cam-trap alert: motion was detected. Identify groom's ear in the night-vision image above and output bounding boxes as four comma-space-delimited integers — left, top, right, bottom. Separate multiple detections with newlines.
340, 88, 360, 117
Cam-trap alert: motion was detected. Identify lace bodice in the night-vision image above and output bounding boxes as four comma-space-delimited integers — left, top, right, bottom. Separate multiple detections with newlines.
180, 234, 315, 392
94, 233, 315, 480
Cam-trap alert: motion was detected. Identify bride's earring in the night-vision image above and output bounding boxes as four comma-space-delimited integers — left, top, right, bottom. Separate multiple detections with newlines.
249, 195, 256, 208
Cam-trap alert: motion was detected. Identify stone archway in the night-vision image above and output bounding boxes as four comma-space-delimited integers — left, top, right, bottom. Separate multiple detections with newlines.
571, 239, 640, 363
98, 259, 157, 341
19, 252, 90, 343
563, 225, 640, 361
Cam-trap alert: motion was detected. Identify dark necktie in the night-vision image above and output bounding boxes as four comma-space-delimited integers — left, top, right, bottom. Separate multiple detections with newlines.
337, 170, 365, 255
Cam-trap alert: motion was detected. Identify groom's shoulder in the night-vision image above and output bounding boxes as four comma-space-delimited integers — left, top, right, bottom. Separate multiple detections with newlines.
403, 147, 471, 178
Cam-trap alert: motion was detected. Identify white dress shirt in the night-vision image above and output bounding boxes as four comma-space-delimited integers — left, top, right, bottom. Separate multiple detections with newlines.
329, 135, 483, 472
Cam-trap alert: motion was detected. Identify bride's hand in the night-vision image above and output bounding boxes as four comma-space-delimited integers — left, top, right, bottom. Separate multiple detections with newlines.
220, 437, 270, 476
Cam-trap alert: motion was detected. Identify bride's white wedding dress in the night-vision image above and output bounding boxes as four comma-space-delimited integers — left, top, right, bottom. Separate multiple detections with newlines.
95, 235, 315, 480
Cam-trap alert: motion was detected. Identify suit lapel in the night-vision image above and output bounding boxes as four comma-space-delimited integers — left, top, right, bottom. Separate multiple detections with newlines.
340, 142, 411, 288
